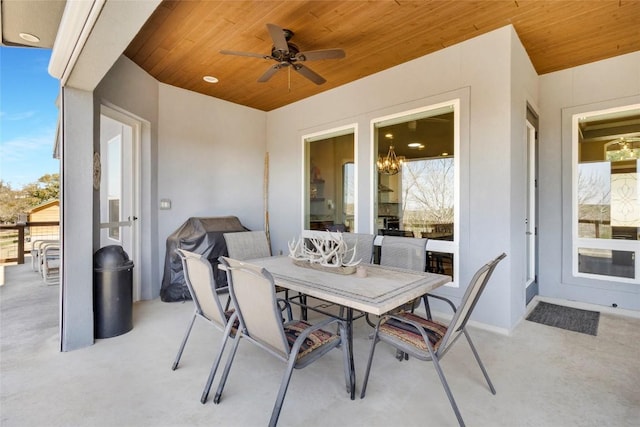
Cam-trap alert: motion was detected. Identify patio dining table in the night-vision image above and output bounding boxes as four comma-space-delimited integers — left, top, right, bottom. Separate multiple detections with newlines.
245, 255, 451, 399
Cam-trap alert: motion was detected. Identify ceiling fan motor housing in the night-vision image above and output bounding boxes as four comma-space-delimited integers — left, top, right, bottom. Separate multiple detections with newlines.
282, 28, 294, 41
271, 42, 299, 62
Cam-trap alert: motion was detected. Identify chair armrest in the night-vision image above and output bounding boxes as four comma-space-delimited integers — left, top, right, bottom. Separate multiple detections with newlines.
288, 316, 344, 355
423, 293, 457, 313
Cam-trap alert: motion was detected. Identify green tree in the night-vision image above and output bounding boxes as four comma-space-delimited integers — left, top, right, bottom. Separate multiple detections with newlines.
0, 174, 59, 223
0, 180, 29, 223
24, 173, 60, 205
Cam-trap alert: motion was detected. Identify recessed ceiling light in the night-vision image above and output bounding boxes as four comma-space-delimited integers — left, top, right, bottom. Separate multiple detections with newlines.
408, 142, 422, 148
385, 133, 393, 139
203, 76, 219, 83
441, 152, 449, 156
19, 33, 40, 43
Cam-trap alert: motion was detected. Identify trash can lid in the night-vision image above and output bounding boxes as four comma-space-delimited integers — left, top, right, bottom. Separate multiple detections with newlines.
94, 245, 131, 269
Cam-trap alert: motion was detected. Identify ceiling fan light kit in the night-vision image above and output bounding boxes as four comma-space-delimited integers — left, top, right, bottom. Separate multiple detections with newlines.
221, 23, 345, 86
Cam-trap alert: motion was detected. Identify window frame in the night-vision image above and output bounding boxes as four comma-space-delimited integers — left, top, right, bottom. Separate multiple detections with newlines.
301, 124, 358, 232
571, 104, 639, 284
371, 99, 460, 286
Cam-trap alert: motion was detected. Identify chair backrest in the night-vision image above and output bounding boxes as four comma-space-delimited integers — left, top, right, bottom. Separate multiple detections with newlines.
177, 249, 228, 326
342, 232, 375, 264
223, 231, 271, 261
380, 236, 428, 271
440, 253, 507, 353
220, 257, 289, 359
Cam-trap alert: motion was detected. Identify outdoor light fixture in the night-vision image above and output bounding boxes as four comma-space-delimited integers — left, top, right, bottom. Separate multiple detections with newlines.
19, 32, 40, 43
377, 145, 404, 175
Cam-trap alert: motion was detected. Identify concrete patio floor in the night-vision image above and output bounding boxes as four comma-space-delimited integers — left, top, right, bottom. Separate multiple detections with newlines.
1, 261, 639, 426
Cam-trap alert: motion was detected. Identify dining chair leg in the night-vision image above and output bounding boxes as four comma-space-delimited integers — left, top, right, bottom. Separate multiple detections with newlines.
463, 329, 496, 394
269, 358, 297, 427
200, 325, 236, 403
213, 335, 241, 404
172, 312, 197, 370
359, 328, 381, 399
430, 352, 465, 427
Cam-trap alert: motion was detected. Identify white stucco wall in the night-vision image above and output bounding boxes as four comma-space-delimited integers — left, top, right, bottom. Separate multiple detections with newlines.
266, 26, 526, 330
156, 84, 267, 276
538, 52, 640, 310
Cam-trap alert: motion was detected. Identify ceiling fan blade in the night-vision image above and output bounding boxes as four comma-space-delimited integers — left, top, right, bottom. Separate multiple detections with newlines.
266, 23, 289, 53
295, 49, 345, 62
257, 63, 284, 83
293, 64, 326, 85
220, 50, 270, 59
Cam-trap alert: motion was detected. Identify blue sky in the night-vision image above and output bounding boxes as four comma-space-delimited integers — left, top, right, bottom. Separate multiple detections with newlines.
0, 46, 60, 189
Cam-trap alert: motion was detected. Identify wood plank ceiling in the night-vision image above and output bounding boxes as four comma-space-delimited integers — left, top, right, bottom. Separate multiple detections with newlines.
125, 0, 640, 112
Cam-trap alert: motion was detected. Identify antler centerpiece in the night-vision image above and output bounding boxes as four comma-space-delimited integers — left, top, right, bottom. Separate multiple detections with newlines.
288, 231, 360, 275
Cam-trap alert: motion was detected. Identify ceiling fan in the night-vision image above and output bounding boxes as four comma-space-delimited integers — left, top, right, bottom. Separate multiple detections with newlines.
220, 23, 345, 85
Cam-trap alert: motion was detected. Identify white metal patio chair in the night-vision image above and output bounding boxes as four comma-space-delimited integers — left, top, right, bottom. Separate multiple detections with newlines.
223, 230, 292, 300
172, 249, 239, 405
342, 232, 375, 264
380, 235, 428, 271
41, 243, 60, 285
375, 235, 429, 332
214, 256, 352, 427
31, 239, 59, 273
360, 253, 507, 427
223, 230, 272, 261
336, 232, 375, 320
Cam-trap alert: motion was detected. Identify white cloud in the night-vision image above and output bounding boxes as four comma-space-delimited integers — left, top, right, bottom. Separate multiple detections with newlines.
0, 127, 56, 163
0, 110, 37, 121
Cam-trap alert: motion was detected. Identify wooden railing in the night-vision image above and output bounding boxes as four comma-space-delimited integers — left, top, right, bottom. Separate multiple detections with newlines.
0, 221, 60, 265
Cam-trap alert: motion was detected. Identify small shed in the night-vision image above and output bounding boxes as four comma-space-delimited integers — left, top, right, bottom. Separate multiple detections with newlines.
28, 200, 60, 242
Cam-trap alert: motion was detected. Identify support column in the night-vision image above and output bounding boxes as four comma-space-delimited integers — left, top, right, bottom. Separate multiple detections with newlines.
60, 87, 95, 351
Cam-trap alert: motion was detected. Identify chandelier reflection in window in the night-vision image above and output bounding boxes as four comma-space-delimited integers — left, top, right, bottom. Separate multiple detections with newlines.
605, 137, 640, 161
377, 145, 405, 175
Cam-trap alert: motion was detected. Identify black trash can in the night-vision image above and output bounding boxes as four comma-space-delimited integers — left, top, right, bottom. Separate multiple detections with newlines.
93, 245, 134, 338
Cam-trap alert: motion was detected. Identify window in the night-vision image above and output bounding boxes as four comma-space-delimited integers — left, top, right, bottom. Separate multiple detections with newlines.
373, 101, 459, 279
108, 136, 122, 241
343, 162, 355, 227
303, 126, 356, 232
573, 105, 639, 282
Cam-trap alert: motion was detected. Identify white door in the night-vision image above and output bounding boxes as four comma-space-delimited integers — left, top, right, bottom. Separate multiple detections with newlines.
99, 108, 141, 301
525, 119, 538, 302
